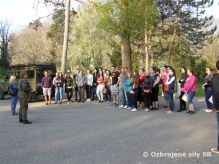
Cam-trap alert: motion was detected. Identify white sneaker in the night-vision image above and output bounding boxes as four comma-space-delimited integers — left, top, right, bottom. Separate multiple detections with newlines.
211, 148, 219, 154
124, 105, 128, 109
206, 109, 213, 113
131, 108, 137, 112
204, 109, 209, 112
119, 105, 124, 108
144, 108, 150, 112
167, 110, 173, 114
127, 107, 132, 110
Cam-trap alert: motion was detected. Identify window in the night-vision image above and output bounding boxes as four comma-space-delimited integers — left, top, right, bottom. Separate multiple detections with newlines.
27, 70, 34, 79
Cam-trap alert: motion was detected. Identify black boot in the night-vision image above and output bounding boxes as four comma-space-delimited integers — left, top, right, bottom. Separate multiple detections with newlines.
19, 119, 23, 123
23, 120, 32, 124
181, 104, 186, 111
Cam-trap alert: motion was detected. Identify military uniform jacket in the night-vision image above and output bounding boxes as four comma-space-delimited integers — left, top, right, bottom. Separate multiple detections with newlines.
18, 79, 32, 99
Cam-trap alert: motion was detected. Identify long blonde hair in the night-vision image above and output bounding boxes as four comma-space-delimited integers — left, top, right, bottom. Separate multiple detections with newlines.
9, 75, 16, 84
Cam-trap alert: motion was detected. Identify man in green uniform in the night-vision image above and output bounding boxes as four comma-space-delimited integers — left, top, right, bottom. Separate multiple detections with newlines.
18, 70, 32, 124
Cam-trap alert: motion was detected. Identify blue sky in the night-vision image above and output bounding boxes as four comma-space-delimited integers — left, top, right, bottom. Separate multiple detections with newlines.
0, 0, 218, 32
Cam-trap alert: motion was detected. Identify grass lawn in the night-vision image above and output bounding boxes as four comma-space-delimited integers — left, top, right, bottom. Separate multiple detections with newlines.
196, 81, 204, 97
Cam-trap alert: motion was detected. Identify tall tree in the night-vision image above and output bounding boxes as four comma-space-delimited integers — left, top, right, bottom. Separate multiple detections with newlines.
0, 21, 14, 75
154, 0, 216, 66
98, 0, 157, 71
69, 1, 113, 70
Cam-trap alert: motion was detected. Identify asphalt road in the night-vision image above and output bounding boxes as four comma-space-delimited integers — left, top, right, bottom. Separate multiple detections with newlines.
0, 97, 218, 164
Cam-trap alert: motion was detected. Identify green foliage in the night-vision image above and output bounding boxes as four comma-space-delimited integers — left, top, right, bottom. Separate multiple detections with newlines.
47, 9, 65, 44
46, 9, 65, 68
153, 0, 216, 65
68, 2, 113, 70
199, 35, 219, 69
98, 0, 158, 40
45, 0, 216, 75
109, 41, 122, 67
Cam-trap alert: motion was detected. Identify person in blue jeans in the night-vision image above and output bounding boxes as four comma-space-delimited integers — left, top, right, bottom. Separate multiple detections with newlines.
166, 67, 176, 114
211, 60, 219, 154
53, 72, 64, 104
124, 72, 133, 110
202, 67, 213, 113
9, 75, 18, 115
119, 67, 128, 109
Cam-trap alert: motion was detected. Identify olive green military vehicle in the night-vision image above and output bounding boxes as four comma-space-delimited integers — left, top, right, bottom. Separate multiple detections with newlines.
0, 64, 56, 101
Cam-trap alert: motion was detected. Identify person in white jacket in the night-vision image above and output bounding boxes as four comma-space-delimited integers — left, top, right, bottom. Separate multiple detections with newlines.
85, 70, 93, 102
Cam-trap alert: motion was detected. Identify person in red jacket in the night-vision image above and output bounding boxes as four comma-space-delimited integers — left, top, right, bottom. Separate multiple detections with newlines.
138, 68, 146, 109
181, 69, 197, 114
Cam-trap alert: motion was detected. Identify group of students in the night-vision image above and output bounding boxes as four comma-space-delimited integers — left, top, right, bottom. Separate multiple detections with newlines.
7, 60, 219, 154
39, 64, 218, 116
40, 65, 200, 115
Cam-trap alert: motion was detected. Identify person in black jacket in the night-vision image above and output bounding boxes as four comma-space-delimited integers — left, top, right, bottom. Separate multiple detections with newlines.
177, 67, 188, 112
143, 71, 153, 112
211, 60, 219, 154
65, 71, 73, 104
202, 67, 214, 113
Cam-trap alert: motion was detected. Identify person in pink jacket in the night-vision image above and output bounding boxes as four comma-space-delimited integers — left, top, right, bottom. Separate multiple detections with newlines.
181, 69, 197, 114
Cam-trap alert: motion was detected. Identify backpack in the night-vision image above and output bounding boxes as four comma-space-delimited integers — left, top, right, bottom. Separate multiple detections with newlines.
8, 86, 17, 96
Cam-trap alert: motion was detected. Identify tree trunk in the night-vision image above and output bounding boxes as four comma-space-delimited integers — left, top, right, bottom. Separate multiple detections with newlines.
145, 30, 154, 69
168, 17, 177, 66
120, 0, 131, 71
121, 35, 131, 71
61, 0, 70, 74
145, 31, 149, 70
148, 31, 154, 67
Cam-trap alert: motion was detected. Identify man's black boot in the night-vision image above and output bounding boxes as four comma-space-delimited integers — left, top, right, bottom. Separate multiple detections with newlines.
23, 120, 32, 124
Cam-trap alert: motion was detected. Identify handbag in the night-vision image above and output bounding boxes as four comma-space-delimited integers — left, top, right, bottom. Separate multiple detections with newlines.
8, 87, 17, 96
182, 94, 188, 102
163, 85, 169, 92
103, 88, 108, 94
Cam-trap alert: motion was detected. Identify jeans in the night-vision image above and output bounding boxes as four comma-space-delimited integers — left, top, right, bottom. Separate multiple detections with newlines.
121, 87, 127, 106
168, 89, 174, 111
188, 91, 196, 103
126, 92, 132, 108
78, 86, 85, 102
91, 85, 97, 100
11, 94, 18, 114
104, 85, 112, 101
205, 86, 213, 109
55, 87, 63, 102
217, 112, 219, 150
